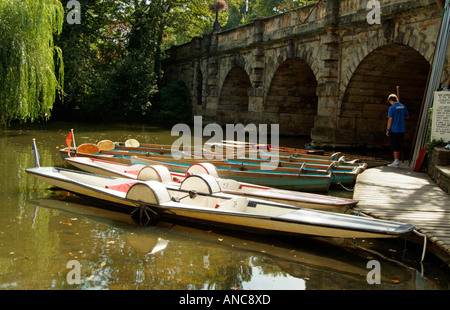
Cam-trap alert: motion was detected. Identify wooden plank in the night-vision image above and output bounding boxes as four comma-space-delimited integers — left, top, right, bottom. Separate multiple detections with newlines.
353, 165, 450, 264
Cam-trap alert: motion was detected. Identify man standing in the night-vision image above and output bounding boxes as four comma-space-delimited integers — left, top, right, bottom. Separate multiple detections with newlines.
386, 94, 409, 167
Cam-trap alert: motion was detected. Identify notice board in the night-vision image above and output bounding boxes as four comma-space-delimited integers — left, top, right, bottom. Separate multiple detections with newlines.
431, 91, 450, 142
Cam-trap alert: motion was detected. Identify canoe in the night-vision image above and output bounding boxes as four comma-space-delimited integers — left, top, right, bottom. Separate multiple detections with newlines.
64, 156, 359, 211
25, 166, 415, 238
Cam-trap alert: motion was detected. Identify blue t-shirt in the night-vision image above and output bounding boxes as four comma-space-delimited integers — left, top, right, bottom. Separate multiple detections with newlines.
388, 102, 409, 133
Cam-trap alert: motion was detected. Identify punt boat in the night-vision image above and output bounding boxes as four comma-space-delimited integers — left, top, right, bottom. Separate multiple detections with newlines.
130, 156, 332, 192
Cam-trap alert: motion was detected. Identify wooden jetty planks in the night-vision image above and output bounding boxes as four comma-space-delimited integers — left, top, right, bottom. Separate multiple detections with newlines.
353, 165, 450, 265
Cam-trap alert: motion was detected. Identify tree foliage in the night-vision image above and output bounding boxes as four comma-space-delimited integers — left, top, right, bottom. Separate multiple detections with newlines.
0, 0, 318, 125
53, 0, 217, 123
54, 0, 158, 121
0, 0, 64, 125
223, 0, 317, 30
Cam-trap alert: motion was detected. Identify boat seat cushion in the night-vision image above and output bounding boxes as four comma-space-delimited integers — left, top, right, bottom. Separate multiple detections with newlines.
97, 140, 115, 150
125, 139, 140, 147
76, 143, 100, 155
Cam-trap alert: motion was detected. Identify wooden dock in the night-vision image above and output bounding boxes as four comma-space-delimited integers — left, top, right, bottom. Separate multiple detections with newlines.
353, 164, 450, 265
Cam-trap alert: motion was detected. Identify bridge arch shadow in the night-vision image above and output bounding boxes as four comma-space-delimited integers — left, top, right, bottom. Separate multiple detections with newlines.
263, 57, 318, 136
217, 66, 252, 124
339, 44, 430, 155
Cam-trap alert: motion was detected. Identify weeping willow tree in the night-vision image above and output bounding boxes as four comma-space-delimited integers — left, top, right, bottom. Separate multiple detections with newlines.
0, 0, 64, 126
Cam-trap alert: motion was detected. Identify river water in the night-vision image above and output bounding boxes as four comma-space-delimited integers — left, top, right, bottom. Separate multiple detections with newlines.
0, 121, 449, 291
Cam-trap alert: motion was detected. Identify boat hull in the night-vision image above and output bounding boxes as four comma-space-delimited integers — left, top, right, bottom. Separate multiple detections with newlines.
65, 157, 358, 211
25, 167, 414, 239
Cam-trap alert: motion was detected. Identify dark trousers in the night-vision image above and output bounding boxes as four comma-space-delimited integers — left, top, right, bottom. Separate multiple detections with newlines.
389, 132, 404, 152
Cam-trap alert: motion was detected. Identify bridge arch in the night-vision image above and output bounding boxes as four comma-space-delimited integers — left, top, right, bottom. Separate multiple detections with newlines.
340, 43, 430, 153
339, 22, 437, 101
217, 66, 252, 124
263, 57, 318, 135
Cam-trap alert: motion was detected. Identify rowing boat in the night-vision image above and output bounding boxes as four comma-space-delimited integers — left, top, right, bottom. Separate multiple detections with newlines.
64, 156, 358, 211
25, 166, 415, 238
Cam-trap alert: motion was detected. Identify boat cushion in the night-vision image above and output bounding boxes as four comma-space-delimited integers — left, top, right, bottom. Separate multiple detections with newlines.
125, 139, 140, 147
76, 143, 100, 155
186, 163, 220, 178
97, 140, 115, 150
179, 174, 221, 194
215, 197, 248, 212
137, 165, 172, 183
125, 181, 171, 205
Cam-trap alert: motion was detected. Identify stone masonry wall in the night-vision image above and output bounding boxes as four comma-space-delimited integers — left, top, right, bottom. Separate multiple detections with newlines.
163, 0, 448, 152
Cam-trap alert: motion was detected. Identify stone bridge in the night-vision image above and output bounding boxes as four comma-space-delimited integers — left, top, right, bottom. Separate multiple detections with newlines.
163, 0, 450, 152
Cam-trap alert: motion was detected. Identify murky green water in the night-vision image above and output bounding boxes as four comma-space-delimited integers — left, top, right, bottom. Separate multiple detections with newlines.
1, 121, 449, 290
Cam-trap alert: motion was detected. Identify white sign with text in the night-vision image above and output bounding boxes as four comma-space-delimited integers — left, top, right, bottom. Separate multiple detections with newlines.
431, 91, 450, 142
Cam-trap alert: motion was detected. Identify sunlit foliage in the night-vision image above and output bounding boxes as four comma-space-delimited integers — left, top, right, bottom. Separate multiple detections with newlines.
0, 0, 64, 125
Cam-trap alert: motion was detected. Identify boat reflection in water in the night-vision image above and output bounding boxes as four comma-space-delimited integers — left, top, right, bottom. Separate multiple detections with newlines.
27, 193, 439, 290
